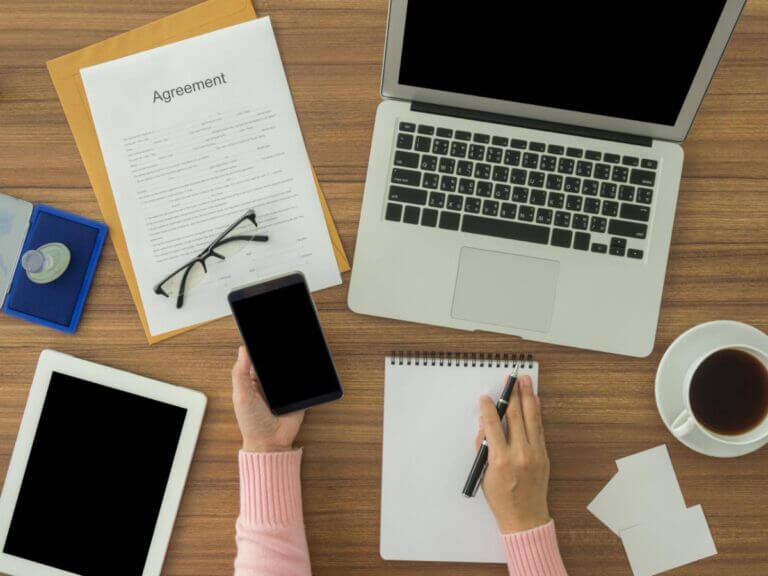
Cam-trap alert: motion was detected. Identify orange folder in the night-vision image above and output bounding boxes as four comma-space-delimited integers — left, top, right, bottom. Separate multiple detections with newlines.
47, 0, 350, 344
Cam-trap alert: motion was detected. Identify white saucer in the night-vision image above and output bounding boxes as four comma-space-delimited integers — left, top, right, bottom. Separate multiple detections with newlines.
656, 320, 768, 458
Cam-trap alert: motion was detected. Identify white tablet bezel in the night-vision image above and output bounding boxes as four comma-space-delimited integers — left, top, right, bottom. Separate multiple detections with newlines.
0, 349, 207, 576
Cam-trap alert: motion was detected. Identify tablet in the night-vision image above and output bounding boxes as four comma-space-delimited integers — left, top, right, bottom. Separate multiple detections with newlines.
0, 350, 206, 576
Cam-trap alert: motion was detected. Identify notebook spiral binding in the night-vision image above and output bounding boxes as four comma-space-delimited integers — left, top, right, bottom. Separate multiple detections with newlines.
389, 351, 534, 369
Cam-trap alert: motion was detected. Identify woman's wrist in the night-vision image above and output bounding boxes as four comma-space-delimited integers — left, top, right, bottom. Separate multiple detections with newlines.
242, 439, 293, 453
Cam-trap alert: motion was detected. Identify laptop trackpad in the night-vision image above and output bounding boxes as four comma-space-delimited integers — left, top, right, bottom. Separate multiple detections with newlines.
451, 247, 559, 333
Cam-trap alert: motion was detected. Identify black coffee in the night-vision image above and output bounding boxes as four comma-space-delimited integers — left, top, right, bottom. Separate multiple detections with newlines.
689, 348, 768, 436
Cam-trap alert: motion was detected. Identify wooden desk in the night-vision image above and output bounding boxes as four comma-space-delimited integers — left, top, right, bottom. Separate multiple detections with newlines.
1, 1, 766, 574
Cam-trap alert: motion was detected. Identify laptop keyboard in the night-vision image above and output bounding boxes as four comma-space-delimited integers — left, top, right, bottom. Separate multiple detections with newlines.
385, 121, 659, 259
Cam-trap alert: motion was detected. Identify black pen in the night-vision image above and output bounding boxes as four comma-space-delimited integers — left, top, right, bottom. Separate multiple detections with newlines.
462, 368, 519, 498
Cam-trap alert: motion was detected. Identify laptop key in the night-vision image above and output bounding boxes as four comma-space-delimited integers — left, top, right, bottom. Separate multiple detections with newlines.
458, 178, 475, 195
582, 179, 598, 196
462, 214, 550, 244
399, 122, 415, 132
585, 150, 602, 160
423, 173, 439, 189
396, 133, 413, 149
551, 228, 572, 248
540, 155, 557, 171
548, 144, 565, 155
473, 133, 490, 143
439, 210, 461, 230
576, 161, 593, 177
448, 141, 465, 157
403, 205, 420, 224
604, 153, 620, 163
469, 144, 486, 160
475, 163, 491, 179
591, 242, 607, 253
627, 248, 644, 259
492, 136, 509, 147
486, 147, 503, 163
636, 188, 653, 204
510, 169, 527, 184
389, 185, 427, 205
530, 142, 546, 152
590, 216, 607, 233
436, 127, 453, 138
440, 176, 457, 192
464, 197, 481, 213
421, 208, 438, 227
630, 168, 656, 186
432, 138, 450, 155
622, 156, 639, 166
618, 185, 635, 201
509, 139, 527, 149
492, 166, 509, 182
446, 194, 463, 210
594, 163, 611, 179
522, 152, 539, 168
428, 191, 446, 208
456, 160, 473, 176
600, 182, 617, 198
609, 237, 626, 256
518, 205, 535, 221
512, 186, 529, 203
602, 200, 619, 217
528, 171, 545, 187
564, 177, 580, 193
455, 130, 472, 141
482, 200, 499, 216
391, 168, 420, 186
612, 166, 629, 183
574, 231, 590, 250
584, 198, 601, 214
641, 159, 658, 169
572, 214, 589, 230
566, 147, 584, 158
501, 202, 517, 219
554, 211, 570, 228
504, 150, 521, 166
417, 125, 434, 135
385, 202, 403, 222
494, 184, 511, 200
566, 194, 582, 211
620, 203, 651, 222
415, 136, 431, 152
530, 189, 547, 206
394, 151, 420, 168
545, 174, 563, 191
609, 219, 648, 239
558, 158, 574, 174
536, 208, 553, 225
439, 158, 455, 173
476, 181, 493, 197
421, 155, 438, 171
547, 192, 564, 208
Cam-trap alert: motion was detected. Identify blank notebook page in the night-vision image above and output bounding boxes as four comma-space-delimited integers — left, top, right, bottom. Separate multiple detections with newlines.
381, 355, 539, 563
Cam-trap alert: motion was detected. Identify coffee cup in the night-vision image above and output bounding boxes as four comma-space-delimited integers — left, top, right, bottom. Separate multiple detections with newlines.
671, 344, 768, 445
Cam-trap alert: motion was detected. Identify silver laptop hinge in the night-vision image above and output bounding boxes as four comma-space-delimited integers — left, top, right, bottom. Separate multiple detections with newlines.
411, 101, 652, 147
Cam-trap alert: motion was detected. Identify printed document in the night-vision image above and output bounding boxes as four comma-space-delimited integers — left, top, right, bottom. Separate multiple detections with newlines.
81, 17, 341, 335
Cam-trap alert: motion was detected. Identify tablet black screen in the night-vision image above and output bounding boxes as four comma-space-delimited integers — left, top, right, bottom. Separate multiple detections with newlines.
3, 372, 187, 576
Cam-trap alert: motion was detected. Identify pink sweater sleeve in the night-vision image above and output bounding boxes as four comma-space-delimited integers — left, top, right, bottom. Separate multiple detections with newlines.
234, 449, 311, 576
502, 520, 568, 576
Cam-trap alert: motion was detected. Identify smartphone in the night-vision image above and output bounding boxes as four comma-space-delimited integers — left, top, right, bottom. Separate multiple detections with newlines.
228, 272, 343, 414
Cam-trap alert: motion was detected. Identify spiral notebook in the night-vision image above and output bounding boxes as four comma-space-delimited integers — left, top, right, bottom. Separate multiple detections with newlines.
381, 352, 539, 564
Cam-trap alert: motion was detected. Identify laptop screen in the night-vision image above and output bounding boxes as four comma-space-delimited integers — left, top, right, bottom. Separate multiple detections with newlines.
398, 4, 727, 126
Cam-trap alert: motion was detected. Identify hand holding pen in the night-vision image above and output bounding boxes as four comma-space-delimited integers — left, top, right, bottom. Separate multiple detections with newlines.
466, 374, 552, 534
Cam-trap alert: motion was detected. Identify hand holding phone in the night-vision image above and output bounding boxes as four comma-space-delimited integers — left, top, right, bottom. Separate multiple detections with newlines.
228, 272, 343, 415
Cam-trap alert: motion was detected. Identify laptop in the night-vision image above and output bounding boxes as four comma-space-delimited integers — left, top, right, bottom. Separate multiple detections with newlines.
348, 1, 746, 357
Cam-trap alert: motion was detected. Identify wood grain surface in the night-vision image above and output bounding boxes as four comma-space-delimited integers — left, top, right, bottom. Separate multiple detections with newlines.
1, 1, 767, 574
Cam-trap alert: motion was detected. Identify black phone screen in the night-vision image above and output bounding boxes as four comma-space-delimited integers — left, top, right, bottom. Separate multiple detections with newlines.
229, 276, 342, 413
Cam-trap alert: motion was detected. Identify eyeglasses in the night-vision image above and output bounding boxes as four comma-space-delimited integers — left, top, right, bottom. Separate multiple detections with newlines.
154, 210, 267, 309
